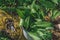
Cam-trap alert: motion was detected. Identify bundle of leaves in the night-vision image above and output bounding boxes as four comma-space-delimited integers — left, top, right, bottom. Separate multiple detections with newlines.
0, 0, 60, 40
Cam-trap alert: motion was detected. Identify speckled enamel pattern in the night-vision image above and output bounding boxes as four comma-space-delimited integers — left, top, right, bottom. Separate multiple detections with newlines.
0, 9, 27, 40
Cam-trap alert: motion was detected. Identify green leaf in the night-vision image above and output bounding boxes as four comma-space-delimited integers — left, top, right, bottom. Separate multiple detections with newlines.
40, 0, 55, 9
24, 16, 30, 29
28, 32, 41, 40
52, 0, 58, 4
35, 21, 52, 28
16, 9, 24, 19
54, 12, 60, 18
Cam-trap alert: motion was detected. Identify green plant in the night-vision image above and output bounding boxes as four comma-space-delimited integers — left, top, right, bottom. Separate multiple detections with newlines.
0, 0, 60, 40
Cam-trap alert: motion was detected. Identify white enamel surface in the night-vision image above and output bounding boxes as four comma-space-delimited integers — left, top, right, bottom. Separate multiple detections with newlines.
58, 24, 60, 29
22, 27, 33, 40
